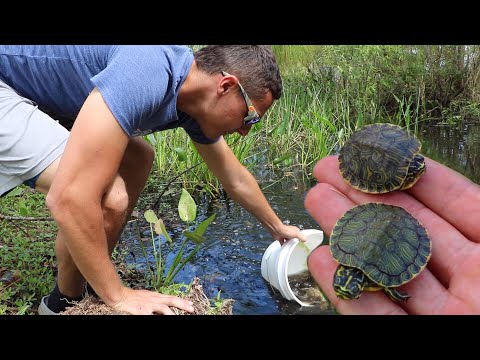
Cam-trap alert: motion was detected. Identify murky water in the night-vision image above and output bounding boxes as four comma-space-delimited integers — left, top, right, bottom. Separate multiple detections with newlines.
288, 270, 332, 310
122, 167, 322, 315
122, 119, 480, 315
417, 120, 480, 184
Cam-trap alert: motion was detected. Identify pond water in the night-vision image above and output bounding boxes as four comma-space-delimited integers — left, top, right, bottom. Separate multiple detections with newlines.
122, 119, 480, 315
417, 119, 480, 184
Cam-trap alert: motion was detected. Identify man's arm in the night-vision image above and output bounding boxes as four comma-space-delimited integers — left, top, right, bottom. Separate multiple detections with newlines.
46, 88, 128, 305
193, 138, 304, 242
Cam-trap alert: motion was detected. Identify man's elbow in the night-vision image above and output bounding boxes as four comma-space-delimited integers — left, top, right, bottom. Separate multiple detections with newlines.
46, 187, 78, 224
221, 166, 252, 193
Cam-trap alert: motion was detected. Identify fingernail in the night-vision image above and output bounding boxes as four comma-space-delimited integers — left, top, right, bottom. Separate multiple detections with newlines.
189, 301, 194, 305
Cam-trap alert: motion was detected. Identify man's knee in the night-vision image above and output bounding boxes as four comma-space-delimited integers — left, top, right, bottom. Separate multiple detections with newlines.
102, 176, 129, 227
122, 137, 155, 174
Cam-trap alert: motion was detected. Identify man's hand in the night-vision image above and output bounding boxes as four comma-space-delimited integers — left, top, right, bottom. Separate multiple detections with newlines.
272, 224, 307, 244
111, 287, 195, 315
305, 155, 480, 315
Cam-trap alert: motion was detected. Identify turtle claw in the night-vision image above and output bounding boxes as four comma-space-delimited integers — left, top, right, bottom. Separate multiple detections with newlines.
385, 287, 410, 302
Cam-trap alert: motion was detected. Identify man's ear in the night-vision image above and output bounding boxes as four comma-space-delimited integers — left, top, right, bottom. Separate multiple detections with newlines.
218, 73, 237, 96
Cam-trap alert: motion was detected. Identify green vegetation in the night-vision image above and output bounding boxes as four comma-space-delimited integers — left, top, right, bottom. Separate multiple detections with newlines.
2, 45, 479, 314
138, 188, 216, 288
0, 188, 56, 314
150, 45, 480, 195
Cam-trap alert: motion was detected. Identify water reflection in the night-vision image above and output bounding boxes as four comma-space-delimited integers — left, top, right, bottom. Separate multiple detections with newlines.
417, 120, 480, 184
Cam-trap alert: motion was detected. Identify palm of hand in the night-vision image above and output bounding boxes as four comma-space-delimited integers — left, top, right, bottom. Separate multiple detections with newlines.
305, 156, 480, 315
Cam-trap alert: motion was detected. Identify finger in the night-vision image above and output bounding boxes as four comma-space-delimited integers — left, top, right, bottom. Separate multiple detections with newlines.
296, 232, 307, 242
152, 304, 175, 315
280, 226, 306, 242
407, 157, 480, 243
304, 183, 354, 236
308, 246, 407, 315
154, 295, 195, 313
309, 246, 455, 315
397, 268, 458, 314
309, 156, 474, 286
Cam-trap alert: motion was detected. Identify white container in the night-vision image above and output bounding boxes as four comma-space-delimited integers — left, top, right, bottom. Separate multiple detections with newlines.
261, 229, 324, 307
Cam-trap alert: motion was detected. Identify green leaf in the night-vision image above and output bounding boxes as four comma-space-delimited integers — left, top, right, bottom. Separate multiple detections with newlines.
273, 154, 291, 165
5, 187, 23, 197
178, 188, 196, 222
146, 134, 157, 146
194, 213, 216, 236
18, 200, 28, 217
183, 231, 206, 244
313, 113, 336, 132
154, 218, 172, 243
161, 188, 176, 197
144, 210, 158, 224
174, 147, 187, 162
275, 116, 289, 135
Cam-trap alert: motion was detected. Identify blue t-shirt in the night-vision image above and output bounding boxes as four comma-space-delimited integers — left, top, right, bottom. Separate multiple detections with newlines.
0, 45, 217, 144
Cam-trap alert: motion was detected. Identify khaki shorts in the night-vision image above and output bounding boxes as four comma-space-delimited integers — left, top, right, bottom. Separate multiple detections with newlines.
0, 78, 69, 196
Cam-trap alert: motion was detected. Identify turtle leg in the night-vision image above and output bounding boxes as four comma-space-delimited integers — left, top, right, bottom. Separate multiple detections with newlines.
384, 287, 410, 302
401, 154, 426, 190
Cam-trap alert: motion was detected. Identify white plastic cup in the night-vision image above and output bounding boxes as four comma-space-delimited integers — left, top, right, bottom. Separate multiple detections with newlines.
261, 229, 324, 307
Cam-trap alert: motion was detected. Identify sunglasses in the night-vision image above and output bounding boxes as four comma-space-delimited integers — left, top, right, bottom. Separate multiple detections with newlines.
221, 71, 261, 126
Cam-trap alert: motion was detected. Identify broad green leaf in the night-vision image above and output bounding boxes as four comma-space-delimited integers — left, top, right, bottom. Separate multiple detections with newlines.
154, 218, 172, 243
178, 188, 196, 222
18, 200, 28, 217
194, 214, 216, 236
144, 210, 158, 224
174, 147, 187, 162
5, 187, 23, 197
183, 231, 206, 244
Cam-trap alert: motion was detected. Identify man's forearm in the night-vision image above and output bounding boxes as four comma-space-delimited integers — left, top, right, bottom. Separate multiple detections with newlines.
222, 166, 284, 235
49, 197, 124, 305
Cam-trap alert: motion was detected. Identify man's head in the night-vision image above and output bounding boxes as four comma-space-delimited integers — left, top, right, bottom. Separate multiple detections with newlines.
193, 45, 282, 139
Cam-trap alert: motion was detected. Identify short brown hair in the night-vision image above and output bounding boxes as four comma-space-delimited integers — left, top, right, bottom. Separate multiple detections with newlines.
194, 45, 282, 100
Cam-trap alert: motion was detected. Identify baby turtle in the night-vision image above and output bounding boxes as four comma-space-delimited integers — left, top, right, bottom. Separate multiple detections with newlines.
339, 123, 426, 193
330, 202, 431, 302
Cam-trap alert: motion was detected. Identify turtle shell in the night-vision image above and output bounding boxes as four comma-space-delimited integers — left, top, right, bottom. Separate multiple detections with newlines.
329, 202, 431, 288
339, 123, 423, 193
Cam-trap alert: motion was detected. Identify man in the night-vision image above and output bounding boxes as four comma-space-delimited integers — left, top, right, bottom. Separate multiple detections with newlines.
0, 45, 304, 315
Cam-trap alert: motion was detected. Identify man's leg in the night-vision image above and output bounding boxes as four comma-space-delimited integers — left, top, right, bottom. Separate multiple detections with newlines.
36, 137, 155, 308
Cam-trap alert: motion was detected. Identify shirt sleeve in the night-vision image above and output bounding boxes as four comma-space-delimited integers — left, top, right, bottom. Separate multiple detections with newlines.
90, 46, 170, 136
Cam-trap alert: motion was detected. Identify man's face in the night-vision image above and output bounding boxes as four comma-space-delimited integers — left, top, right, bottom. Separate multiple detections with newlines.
200, 73, 274, 140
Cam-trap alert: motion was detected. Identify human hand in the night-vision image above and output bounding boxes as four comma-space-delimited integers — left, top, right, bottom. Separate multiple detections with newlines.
272, 224, 307, 244
305, 155, 480, 315
111, 287, 195, 315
